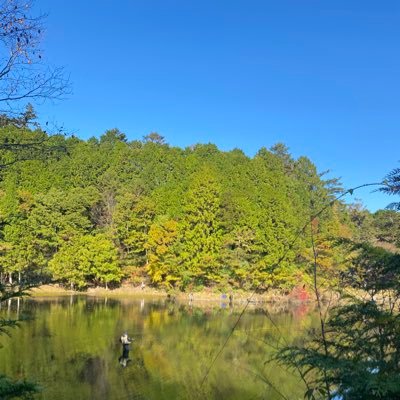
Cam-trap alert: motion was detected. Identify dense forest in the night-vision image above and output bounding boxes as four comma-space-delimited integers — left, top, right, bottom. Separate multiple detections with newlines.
0, 124, 397, 292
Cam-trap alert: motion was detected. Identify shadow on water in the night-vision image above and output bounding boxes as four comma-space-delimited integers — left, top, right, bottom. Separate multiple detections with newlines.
78, 355, 109, 399
0, 296, 317, 400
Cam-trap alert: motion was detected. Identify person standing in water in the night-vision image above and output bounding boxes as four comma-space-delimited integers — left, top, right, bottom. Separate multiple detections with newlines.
120, 332, 132, 347
119, 332, 132, 368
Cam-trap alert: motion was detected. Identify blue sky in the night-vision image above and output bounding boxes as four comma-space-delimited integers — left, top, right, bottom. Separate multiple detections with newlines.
34, 0, 399, 211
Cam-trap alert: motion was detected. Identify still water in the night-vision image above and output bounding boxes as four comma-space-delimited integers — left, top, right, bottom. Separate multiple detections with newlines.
0, 296, 316, 400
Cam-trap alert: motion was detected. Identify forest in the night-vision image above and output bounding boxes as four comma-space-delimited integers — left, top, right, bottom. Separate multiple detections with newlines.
0, 123, 397, 293
2, 2, 400, 399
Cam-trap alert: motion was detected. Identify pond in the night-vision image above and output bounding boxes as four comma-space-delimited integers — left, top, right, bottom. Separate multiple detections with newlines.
0, 296, 317, 400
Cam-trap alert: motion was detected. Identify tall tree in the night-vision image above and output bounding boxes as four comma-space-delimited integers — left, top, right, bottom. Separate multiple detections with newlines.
49, 234, 121, 290
114, 193, 155, 266
177, 169, 222, 287
0, 187, 96, 282
146, 219, 179, 288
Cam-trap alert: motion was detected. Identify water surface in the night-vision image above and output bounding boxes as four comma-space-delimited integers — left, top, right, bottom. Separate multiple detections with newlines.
0, 296, 316, 399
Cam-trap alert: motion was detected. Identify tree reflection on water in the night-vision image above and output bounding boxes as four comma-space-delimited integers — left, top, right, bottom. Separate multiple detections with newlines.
0, 296, 317, 400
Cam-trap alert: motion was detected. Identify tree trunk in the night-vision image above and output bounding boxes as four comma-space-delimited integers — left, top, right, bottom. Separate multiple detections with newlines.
8, 273, 12, 284
7, 298, 11, 315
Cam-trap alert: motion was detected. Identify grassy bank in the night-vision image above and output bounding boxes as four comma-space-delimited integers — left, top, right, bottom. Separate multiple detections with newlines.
30, 283, 318, 306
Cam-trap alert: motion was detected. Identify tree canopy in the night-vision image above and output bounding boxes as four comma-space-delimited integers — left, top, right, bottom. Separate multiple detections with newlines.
0, 124, 384, 293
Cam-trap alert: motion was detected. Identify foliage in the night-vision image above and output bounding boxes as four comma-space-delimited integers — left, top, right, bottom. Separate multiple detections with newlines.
114, 193, 155, 265
0, 124, 385, 292
0, 375, 38, 400
381, 167, 400, 210
146, 219, 179, 287
49, 234, 121, 289
277, 244, 400, 400
177, 170, 222, 288
372, 210, 400, 247
0, 187, 96, 282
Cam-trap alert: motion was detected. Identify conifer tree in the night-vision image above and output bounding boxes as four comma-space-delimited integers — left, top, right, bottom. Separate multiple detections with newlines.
146, 219, 179, 287
49, 234, 121, 289
178, 169, 222, 287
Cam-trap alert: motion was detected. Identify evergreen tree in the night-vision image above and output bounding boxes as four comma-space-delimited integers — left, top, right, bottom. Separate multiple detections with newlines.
146, 219, 179, 287
49, 234, 121, 289
178, 170, 222, 287
381, 166, 400, 210
277, 244, 400, 400
114, 193, 155, 266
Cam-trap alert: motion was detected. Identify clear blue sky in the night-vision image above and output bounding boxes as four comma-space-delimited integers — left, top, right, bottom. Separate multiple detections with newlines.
34, 0, 399, 211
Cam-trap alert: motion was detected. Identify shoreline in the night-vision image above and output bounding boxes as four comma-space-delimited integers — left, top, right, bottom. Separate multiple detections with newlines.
29, 284, 317, 305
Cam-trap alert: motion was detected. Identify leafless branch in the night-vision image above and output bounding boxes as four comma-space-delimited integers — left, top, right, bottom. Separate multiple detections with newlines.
0, 0, 71, 118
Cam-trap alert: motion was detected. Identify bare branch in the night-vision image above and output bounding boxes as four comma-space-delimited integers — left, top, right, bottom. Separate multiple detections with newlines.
0, 0, 70, 118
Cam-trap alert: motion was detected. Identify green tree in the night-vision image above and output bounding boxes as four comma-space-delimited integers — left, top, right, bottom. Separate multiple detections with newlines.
143, 132, 166, 144
372, 210, 400, 247
177, 170, 222, 287
49, 234, 121, 290
114, 193, 155, 266
0, 187, 97, 283
221, 226, 257, 289
348, 202, 375, 243
146, 219, 179, 287
277, 244, 400, 400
